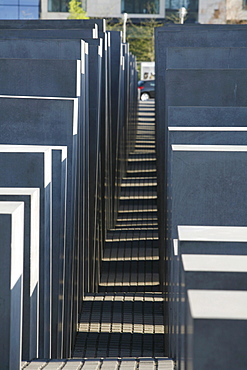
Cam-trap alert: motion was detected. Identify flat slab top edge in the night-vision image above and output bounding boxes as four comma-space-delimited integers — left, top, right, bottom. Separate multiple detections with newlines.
0, 201, 24, 214
0, 95, 78, 101
178, 225, 247, 242
182, 254, 247, 272
0, 188, 39, 196
188, 290, 247, 319
172, 144, 247, 151
169, 127, 247, 132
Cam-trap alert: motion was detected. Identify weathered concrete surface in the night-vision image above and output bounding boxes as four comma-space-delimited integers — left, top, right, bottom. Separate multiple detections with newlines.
0, 202, 24, 370
0, 146, 52, 359
0, 188, 39, 361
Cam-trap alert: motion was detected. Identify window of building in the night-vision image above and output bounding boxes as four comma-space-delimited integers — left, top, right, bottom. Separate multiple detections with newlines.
244, 0, 247, 9
0, 0, 40, 19
48, 0, 68, 12
121, 0, 160, 14
165, 0, 197, 11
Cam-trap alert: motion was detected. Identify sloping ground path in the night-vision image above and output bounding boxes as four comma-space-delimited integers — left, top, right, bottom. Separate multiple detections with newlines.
22, 101, 174, 369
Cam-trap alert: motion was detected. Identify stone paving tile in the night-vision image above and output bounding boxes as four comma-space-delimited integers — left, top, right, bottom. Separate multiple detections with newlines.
138, 359, 155, 370
63, 362, 84, 370
81, 360, 101, 370
22, 356, 174, 370
100, 359, 119, 369
22, 361, 51, 369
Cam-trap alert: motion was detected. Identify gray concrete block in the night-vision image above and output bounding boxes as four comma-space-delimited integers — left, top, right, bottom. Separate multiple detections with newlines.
108, 32, 121, 220
0, 96, 79, 358
0, 19, 105, 32
178, 254, 247, 369
0, 96, 77, 223
0, 146, 52, 359
168, 107, 247, 127
168, 127, 247, 146
167, 145, 247, 311
0, 58, 84, 335
0, 38, 86, 60
155, 26, 247, 145
162, 120, 247, 299
0, 59, 81, 97
166, 145, 247, 357
170, 145, 247, 239
166, 47, 247, 69
155, 26, 247, 80
155, 25, 247, 146
166, 131, 246, 312
166, 69, 247, 107
186, 290, 247, 370
178, 225, 247, 253
0, 201, 24, 370
0, 38, 87, 305
0, 54, 88, 357
154, 26, 247, 265
49, 146, 67, 359
0, 43, 87, 323
87, 41, 103, 293
155, 26, 247, 135
171, 226, 247, 366
0, 28, 97, 40
0, 189, 39, 361
167, 145, 247, 291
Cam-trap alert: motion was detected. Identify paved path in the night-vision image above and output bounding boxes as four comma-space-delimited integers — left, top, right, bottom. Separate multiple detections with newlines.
22, 101, 174, 369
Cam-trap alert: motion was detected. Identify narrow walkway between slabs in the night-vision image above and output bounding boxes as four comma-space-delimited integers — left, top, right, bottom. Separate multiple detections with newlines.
72, 100, 174, 369
22, 101, 174, 370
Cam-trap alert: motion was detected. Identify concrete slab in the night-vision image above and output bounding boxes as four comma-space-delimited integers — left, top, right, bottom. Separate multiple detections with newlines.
155, 25, 247, 155
0, 37, 87, 300
167, 107, 247, 128
154, 25, 247, 268
170, 226, 247, 365
0, 189, 39, 361
186, 290, 247, 369
178, 254, 247, 369
168, 144, 247, 304
0, 142, 67, 357
166, 69, 247, 107
0, 201, 24, 370
0, 95, 79, 358
168, 126, 247, 146
0, 59, 81, 97
166, 145, 247, 357
166, 47, 247, 69
0, 28, 97, 40
108, 31, 121, 223
0, 19, 105, 32
170, 145, 247, 239
0, 146, 52, 358
0, 38, 87, 60
0, 36, 88, 309
155, 25, 247, 137
86, 41, 103, 293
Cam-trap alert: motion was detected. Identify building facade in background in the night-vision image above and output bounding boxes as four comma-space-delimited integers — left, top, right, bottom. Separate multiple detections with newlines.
0, 1, 246, 26
84, 0, 165, 19
166, 0, 198, 22
39, 0, 197, 21
40, 0, 166, 19
198, 0, 247, 23
0, 0, 40, 19
40, 0, 69, 19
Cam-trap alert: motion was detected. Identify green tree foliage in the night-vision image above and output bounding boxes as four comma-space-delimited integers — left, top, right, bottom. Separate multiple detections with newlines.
107, 18, 163, 63
68, 0, 89, 19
